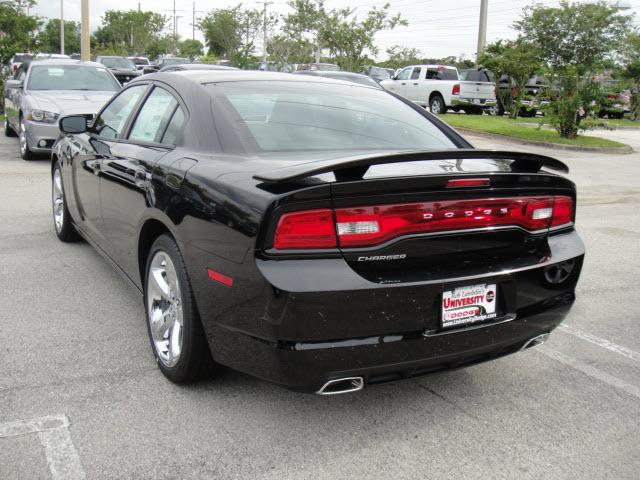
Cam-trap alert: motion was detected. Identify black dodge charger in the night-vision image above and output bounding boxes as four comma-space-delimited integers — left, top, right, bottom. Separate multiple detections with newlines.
52, 71, 584, 394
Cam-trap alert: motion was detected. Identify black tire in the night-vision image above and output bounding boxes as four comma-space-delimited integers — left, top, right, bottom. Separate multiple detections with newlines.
465, 107, 483, 115
19, 116, 36, 160
52, 161, 80, 242
4, 116, 16, 137
144, 234, 215, 384
429, 94, 446, 115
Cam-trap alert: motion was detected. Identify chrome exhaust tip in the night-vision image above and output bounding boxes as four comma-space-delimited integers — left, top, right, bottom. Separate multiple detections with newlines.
316, 377, 364, 395
521, 333, 550, 351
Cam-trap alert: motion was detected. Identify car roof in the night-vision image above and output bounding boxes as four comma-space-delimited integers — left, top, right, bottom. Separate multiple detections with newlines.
28, 59, 105, 68
165, 64, 238, 71
97, 55, 128, 59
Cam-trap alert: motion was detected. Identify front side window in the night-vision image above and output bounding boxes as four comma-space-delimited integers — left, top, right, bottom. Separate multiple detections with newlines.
94, 85, 146, 139
208, 81, 456, 153
410, 68, 422, 80
129, 87, 179, 143
27, 65, 120, 91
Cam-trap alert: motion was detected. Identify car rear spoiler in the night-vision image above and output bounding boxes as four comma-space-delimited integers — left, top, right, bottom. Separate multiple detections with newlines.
253, 149, 569, 184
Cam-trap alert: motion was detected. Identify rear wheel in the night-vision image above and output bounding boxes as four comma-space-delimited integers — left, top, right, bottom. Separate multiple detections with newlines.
4, 116, 16, 137
19, 117, 35, 160
52, 161, 79, 242
429, 95, 446, 115
144, 234, 215, 383
465, 107, 483, 115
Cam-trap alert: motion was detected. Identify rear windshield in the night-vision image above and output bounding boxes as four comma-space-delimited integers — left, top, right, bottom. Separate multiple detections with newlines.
13, 54, 33, 62
207, 81, 456, 153
27, 65, 120, 91
130, 58, 149, 65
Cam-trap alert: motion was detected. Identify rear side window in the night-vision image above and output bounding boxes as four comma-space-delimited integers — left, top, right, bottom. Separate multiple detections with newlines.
161, 107, 186, 145
426, 68, 458, 80
129, 87, 178, 143
94, 85, 146, 139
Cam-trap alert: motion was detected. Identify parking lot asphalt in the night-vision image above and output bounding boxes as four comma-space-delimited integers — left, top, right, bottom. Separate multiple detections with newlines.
1, 128, 639, 479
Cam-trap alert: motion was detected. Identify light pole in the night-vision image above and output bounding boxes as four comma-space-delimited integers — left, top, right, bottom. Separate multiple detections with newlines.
257, 2, 273, 63
60, 0, 65, 55
476, 0, 488, 62
81, 0, 89, 61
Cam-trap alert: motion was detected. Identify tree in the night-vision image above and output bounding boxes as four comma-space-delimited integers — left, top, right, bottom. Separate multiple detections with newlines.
37, 19, 81, 55
516, 1, 633, 137
478, 39, 543, 118
93, 10, 167, 56
377, 46, 422, 70
178, 39, 203, 60
283, 0, 326, 62
198, 5, 276, 68
267, 34, 315, 65
0, 0, 39, 65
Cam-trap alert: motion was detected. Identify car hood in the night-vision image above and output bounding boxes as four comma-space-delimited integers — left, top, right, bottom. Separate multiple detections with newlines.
27, 90, 116, 116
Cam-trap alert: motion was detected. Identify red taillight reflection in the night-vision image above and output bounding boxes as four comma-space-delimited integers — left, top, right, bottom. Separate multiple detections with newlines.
271, 196, 574, 250
273, 209, 337, 249
207, 268, 234, 287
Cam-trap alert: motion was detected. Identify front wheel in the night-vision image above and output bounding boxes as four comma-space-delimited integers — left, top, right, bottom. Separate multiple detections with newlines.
429, 95, 446, 115
4, 116, 16, 137
52, 162, 80, 242
144, 234, 215, 383
19, 117, 35, 160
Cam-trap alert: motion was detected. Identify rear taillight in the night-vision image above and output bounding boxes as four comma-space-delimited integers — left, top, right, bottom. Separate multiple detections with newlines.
452, 84, 460, 95
273, 209, 337, 249
272, 196, 573, 250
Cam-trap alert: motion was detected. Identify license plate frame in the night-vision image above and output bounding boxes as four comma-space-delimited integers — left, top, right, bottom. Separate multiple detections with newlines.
441, 283, 498, 329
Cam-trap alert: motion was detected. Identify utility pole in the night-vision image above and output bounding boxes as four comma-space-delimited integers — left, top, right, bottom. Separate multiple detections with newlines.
60, 0, 65, 55
81, 0, 90, 61
192, 2, 195, 40
476, 0, 488, 62
257, 1, 273, 63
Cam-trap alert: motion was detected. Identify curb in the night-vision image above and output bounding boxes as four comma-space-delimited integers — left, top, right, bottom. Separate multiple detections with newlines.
456, 127, 634, 154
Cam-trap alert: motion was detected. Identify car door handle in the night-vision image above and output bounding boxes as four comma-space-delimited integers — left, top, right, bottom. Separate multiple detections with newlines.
413, 82, 419, 85
401, 82, 406, 85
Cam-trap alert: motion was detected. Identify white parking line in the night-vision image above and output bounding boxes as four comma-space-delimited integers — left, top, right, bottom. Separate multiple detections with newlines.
0, 414, 86, 480
557, 324, 640, 362
539, 347, 640, 400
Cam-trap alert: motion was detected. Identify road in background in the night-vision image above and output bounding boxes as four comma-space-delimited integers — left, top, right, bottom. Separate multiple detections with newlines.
1, 129, 639, 479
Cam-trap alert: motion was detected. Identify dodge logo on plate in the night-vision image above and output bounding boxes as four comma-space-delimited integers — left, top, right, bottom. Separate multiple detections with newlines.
486, 291, 495, 302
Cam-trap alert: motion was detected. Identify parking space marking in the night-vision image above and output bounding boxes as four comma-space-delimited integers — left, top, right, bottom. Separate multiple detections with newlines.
539, 348, 640, 400
557, 324, 640, 362
0, 414, 86, 480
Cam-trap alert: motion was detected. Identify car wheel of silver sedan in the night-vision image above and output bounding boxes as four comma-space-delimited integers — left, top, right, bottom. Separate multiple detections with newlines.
144, 234, 215, 383
19, 117, 35, 160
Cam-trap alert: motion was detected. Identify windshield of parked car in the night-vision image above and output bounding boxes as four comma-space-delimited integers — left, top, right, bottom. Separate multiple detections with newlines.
100, 57, 136, 69
27, 65, 121, 91
208, 81, 456, 152
162, 58, 191, 66
13, 54, 33, 62
130, 58, 149, 65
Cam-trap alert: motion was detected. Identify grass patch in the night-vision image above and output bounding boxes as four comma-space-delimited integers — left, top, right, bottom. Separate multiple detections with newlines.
497, 114, 639, 129
439, 114, 627, 148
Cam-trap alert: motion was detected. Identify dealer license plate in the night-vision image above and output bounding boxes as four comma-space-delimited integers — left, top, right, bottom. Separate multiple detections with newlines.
441, 284, 497, 329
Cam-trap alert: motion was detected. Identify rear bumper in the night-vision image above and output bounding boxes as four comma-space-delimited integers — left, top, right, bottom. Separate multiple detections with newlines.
451, 98, 497, 108
209, 292, 574, 393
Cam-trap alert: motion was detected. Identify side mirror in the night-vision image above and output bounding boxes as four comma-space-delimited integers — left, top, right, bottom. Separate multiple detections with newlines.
6, 79, 23, 89
59, 115, 89, 134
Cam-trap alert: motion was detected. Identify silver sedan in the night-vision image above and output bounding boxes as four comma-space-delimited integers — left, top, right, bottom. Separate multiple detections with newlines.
3, 59, 120, 160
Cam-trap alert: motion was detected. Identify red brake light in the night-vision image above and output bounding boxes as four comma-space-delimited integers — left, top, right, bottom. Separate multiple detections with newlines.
273, 209, 337, 249
447, 178, 489, 188
551, 195, 573, 227
272, 196, 573, 250
452, 84, 460, 95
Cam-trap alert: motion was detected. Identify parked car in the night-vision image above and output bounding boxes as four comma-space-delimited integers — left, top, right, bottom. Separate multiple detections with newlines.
595, 80, 628, 119
381, 64, 496, 114
495, 75, 550, 117
143, 57, 192, 74
8, 53, 34, 76
35, 53, 71, 60
128, 56, 150, 71
52, 70, 584, 393
297, 62, 341, 72
159, 64, 238, 72
95, 56, 142, 84
3, 59, 120, 159
362, 66, 394, 83
293, 70, 382, 88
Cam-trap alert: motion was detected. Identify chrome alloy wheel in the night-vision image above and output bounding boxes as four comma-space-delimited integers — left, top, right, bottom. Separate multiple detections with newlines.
52, 168, 64, 233
19, 119, 27, 155
147, 251, 184, 367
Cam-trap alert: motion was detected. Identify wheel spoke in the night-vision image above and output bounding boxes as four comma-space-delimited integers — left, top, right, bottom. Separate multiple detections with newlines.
149, 267, 171, 298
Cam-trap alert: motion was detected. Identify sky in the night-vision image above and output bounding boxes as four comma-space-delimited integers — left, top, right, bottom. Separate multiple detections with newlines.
31, 0, 640, 60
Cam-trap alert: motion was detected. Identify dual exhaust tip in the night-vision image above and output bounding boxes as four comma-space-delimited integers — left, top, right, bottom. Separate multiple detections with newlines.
316, 333, 550, 395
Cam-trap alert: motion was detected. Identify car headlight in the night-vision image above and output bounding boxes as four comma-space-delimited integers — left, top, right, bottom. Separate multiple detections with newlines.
28, 110, 59, 123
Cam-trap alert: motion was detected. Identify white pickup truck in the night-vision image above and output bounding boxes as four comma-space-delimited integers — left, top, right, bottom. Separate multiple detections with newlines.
380, 65, 496, 115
